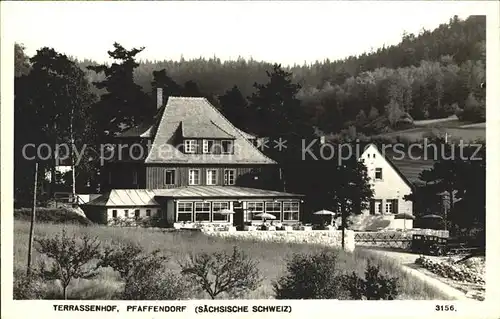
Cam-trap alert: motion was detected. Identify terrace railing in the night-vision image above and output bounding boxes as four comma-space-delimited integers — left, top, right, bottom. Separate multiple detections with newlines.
354, 229, 449, 249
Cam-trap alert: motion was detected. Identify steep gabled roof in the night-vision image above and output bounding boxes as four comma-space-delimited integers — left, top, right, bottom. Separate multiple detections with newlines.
181, 120, 235, 139
145, 97, 276, 164
236, 129, 256, 140
117, 122, 154, 138
385, 150, 435, 185
362, 144, 435, 187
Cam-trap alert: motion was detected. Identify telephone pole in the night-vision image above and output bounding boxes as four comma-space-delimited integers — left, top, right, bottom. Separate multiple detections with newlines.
27, 162, 38, 276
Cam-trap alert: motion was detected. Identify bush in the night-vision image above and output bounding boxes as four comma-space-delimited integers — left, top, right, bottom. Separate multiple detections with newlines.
98, 241, 189, 300
35, 230, 102, 299
180, 246, 261, 299
343, 261, 399, 300
13, 268, 44, 300
98, 241, 168, 281
273, 250, 349, 299
14, 207, 92, 225
121, 269, 189, 300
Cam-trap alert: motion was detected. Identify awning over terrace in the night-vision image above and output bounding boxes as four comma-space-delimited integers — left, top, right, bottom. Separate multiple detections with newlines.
153, 186, 304, 199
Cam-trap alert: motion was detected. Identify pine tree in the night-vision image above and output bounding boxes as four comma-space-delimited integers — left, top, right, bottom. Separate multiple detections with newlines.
218, 85, 249, 130
248, 64, 310, 138
87, 43, 154, 137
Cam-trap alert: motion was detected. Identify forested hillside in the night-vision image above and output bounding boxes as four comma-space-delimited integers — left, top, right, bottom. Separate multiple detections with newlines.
72, 15, 485, 136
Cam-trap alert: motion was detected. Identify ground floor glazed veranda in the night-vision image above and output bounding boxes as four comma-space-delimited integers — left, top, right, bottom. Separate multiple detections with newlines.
82, 186, 305, 229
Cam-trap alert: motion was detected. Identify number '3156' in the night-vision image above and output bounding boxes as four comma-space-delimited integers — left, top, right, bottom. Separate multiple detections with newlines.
436, 305, 455, 311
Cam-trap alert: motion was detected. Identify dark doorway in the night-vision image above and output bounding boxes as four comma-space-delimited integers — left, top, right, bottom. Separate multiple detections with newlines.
233, 201, 244, 229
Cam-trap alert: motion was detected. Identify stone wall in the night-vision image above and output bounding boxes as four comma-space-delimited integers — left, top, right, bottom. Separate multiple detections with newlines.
202, 229, 356, 252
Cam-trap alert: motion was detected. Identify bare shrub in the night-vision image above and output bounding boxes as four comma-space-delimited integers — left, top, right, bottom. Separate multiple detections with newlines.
121, 269, 189, 300
98, 242, 167, 280
35, 230, 102, 299
273, 250, 349, 299
13, 268, 44, 299
179, 246, 262, 299
98, 241, 189, 300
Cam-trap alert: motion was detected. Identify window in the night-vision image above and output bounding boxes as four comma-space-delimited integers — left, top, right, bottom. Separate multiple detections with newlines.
224, 169, 236, 185
203, 140, 215, 154
283, 202, 299, 221
165, 170, 175, 185
132, 170, 138, 185
265, 202, 281, 220
112, 210, 117, 218
206, 169, 218, 185
212, 202, 230, 222
194, 202, 211, 222
221, 140, 234, 154
124, 209, 129, 218
177, 202, 193, 222
385, 199, 398, 214
188, 169, 200, 185
146, 209, 151, 217
373, 153, 376, 158
247, 202, 264, 221
375, 168, 383, 180
134, 209, 140, 219
211, 140, 223, 154
370, 199, 382, 215
184, 140, 197, 153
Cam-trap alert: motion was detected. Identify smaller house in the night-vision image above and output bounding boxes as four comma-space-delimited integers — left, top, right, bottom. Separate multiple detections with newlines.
83, 189, 161, 225
352, 143, 435, 230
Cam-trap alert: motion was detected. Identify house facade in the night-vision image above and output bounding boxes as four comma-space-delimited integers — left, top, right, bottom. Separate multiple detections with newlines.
83, 91, 304, 228
360, 144, 413, 217
353, 144, 435, 230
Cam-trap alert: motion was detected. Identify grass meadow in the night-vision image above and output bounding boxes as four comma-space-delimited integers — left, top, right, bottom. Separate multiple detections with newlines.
378, 118, 486, 143
13, 220, 450, 300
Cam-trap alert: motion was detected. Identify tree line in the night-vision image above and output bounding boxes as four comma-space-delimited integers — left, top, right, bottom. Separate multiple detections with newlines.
78, 15, 485, 136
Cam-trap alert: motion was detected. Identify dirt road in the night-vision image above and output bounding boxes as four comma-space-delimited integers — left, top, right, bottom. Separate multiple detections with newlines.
357, 247, 473, 300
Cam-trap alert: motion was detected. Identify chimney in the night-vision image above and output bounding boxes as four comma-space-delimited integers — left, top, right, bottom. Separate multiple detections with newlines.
156, 87, 163, 109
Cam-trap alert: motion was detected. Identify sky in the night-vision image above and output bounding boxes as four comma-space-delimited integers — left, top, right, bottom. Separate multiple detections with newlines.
2, 1, 489, 66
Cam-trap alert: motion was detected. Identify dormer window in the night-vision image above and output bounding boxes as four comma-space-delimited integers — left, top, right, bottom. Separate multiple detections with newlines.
184, 140, 197, 153
221, 140, 234, 154
203, 140, 214, 154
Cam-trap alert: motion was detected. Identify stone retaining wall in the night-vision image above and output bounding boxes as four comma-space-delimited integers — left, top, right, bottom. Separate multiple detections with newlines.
202, 229, 355, 252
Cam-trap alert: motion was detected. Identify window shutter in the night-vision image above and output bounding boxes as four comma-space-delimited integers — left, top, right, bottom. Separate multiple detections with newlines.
369, 199, 375, 215
393, 199, 399, 214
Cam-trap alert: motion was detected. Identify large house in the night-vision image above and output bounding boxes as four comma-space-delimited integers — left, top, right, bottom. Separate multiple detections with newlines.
83, 90, 304, 228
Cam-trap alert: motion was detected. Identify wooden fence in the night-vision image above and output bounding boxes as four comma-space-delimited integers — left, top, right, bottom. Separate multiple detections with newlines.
354, 229, 449, 249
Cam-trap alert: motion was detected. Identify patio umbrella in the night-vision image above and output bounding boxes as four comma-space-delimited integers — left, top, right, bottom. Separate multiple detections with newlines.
420, 214, 443, 219
394, 213, 415, 220
254, 212, 277, 220
313, 209, 336, 215
218, 209, 235, 215
313, 209, 336, 225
